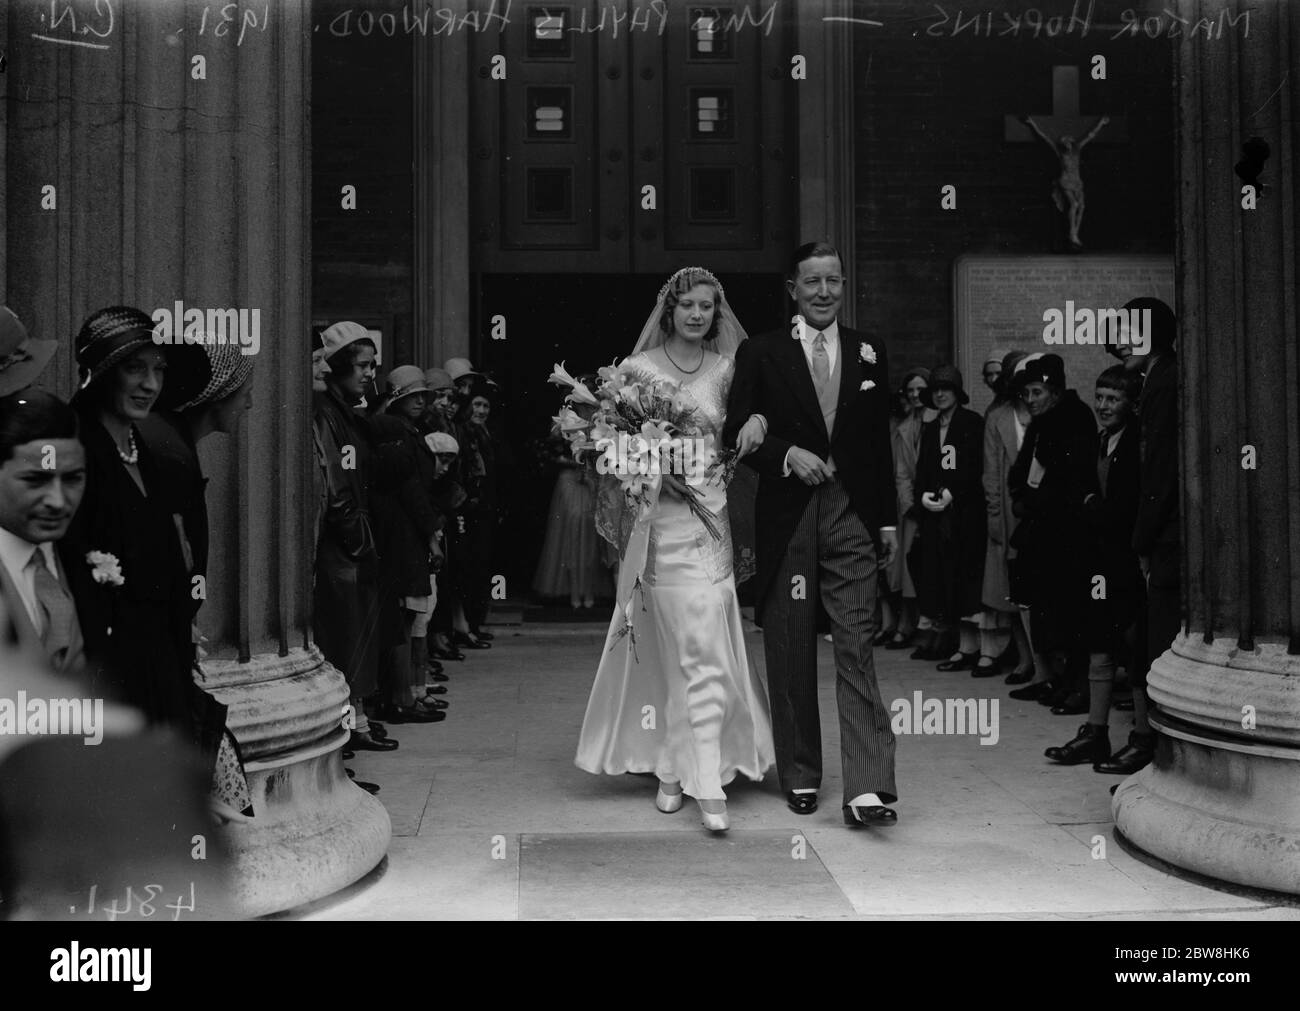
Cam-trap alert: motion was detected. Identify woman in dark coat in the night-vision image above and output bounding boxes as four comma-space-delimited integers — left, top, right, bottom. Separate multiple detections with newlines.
451, 381, 509, 647
150, 342, 257, 817
909, 365, 986, 665
62, 306, 218, 765
1005, 353, 1100, 709
369, 365, 446, 724
312, 322, 394, 752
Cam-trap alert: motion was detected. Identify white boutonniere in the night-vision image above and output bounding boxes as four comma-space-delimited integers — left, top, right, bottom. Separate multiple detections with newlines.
790, 314, 805, 340
859, 380, 877, 392
859, 342, 877, 365
86, 550, 125, 587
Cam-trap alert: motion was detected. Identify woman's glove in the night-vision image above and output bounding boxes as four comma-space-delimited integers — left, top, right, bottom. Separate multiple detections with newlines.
920, 488, 953, 513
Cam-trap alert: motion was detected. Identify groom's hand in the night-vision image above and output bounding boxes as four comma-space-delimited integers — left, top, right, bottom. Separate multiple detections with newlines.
787, 447, 834, 485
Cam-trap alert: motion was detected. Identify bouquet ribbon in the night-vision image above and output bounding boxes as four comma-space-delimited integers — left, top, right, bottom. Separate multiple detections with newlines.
613, 473, 664, 639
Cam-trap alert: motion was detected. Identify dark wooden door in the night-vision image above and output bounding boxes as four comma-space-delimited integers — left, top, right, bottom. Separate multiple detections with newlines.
471, 2, 795, 274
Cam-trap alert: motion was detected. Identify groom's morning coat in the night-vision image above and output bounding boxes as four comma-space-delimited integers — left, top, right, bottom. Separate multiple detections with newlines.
724, 324, 897, 612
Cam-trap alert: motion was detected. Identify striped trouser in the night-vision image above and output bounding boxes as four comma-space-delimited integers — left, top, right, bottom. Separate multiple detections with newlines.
760, 478, 899, 804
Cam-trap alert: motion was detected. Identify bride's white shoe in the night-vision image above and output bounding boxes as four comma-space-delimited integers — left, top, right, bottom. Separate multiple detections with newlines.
655, 783, 684, 814
698, 800, 729, 832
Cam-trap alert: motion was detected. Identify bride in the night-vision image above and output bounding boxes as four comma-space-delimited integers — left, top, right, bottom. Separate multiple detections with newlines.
574, 267, 775, 833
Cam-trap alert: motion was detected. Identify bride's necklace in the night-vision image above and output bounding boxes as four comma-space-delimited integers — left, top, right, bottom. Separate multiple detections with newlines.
116, 427, 139, 465
664, 342, 704, 375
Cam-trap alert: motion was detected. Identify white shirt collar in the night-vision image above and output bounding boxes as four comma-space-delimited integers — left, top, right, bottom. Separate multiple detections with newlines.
0, 526, 55, 576
799, 319, 839, 346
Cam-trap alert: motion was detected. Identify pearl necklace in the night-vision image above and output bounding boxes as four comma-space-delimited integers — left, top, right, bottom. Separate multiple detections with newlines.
116, 427, 139, 465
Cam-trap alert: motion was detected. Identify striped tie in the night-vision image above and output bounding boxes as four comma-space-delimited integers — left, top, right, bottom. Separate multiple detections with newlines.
812, 332, 830, 393
29, 548, 74, 667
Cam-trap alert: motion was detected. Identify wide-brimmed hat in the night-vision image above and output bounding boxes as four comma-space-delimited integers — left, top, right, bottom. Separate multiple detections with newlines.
158, 342, 255, 413
383, 365, 429, 411
1013, 352, 1067, 390
321, 321, 374, 362
921, 364, 969, 406
424, 368, 454, 392
73, 306, 160, 393
443, 357, 481, 382
0, 307, 59, 397
1121, 297, 1177, 353
1001, 349, 1030, 375
425, 431, 459, 455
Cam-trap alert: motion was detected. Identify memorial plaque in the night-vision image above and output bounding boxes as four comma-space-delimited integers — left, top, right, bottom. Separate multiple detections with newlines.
952, 255, 1174, 416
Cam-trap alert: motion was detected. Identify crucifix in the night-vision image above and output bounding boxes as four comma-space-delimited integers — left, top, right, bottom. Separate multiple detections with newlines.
1006, 66, 1127, 251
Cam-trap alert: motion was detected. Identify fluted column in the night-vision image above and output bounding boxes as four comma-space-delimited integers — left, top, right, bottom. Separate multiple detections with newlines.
1113, 0, 1300, 894
1, 0, 388, 915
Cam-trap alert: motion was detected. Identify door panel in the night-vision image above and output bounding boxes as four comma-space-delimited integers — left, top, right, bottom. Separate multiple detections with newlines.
471, 2, 793, 274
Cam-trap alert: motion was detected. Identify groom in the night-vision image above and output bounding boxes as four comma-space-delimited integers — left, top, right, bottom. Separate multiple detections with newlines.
724, 242, 900, 826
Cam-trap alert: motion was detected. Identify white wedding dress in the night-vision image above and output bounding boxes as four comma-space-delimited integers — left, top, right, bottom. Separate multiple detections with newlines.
574, 353, 775, 800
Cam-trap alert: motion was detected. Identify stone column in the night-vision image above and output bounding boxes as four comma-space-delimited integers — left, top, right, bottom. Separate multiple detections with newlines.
1112, 0, 1300, 895
797, 0, 856, 326
1, 0, 389, 916
413, 0, 471, 366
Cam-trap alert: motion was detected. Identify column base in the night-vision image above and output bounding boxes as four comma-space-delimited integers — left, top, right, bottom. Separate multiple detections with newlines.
1112, 712, 1300, 896
200, 647, 392, 918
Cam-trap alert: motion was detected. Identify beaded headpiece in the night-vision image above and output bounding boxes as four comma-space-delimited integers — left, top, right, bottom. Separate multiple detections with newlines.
658, 266, 725, 302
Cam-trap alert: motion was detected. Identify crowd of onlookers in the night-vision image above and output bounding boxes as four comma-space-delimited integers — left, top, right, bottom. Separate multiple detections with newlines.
311, 323, 512, 793
877, 297, 1180, 778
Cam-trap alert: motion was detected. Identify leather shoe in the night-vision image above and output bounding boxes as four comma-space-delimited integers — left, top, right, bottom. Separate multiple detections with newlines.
453, 631, 491, 650
936, 651, 977, 672
884, 633, 913, 650
1051, 691, 1090, 716
786, 791, 818, 815
970, 656, 1002, 678
843, 804, 897, 827
377, 703, 442, 724
1040, 684, 1072, 708
1045, 723, 1111, 765
871, 627, 896, 646
1008, 681, 1055, 702
425, 684, 448, 695
415, 697, 449, 712
349, 731, 399, 752
1094, 733, 1155, 775
472, 629, 495, 641
368, 721, 389, 740
1004, 665, 1035, 685
431, 645, 465, 661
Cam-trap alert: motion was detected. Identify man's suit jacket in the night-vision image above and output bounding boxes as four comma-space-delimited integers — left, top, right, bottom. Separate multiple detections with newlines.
1132, 352, 1179, 586
0, 546, 86, 676
724, 324, 896, 612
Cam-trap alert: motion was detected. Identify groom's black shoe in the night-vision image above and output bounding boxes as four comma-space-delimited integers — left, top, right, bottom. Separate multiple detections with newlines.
843, 804, 898, 827
786, 792, 818, 815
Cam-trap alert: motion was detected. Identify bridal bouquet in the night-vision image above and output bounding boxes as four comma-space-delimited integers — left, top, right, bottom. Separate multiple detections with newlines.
547, 361, 736, 541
